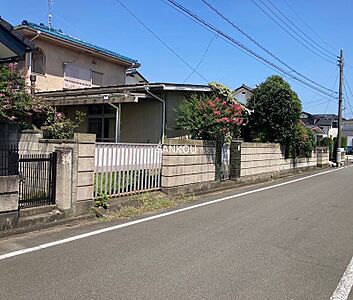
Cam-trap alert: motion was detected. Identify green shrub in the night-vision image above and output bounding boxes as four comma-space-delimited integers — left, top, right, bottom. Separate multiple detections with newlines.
43, 110, 85, 140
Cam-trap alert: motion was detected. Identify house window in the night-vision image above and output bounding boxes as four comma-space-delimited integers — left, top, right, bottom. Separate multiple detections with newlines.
88, 104, 116, 142
32, 48, 45, 75
92, 71, 104, 86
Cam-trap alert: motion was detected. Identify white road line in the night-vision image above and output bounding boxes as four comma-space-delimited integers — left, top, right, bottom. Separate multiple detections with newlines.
330, 256, 353, 300
0, 167, 347, 261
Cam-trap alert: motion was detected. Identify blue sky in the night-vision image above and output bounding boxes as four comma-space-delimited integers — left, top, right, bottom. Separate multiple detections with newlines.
2, 0, 353, 117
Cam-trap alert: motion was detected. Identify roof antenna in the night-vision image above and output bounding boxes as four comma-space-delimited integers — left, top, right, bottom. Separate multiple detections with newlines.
48, 0, 53, 29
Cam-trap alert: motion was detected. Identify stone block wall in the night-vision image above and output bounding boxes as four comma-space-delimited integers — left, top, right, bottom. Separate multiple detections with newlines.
161, 139, 217, 195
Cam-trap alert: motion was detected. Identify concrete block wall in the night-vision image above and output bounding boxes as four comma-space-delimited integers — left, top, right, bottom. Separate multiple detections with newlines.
0, 176, 19, 229
73, 134, 95, 216
317, 147, 329, 167
18, 131, 96, 216
240, 143, 283, 177
240, 143, 322, 179
161, 139, 217, 195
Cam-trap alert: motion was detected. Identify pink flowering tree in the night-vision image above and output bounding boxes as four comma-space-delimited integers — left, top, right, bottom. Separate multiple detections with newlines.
176, 82, 247, 143
0, 63, 85, 139
0, 63, 45, 125
43, 109, 85, 140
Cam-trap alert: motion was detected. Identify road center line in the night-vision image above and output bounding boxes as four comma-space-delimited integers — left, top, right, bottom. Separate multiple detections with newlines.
0, 167, 347, 261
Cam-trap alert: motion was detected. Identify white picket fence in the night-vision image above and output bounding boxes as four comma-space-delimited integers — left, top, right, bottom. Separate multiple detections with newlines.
94, 143, 162, 198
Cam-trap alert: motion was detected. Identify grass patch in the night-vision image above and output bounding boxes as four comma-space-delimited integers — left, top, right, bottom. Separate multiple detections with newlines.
108, 192, 198, 220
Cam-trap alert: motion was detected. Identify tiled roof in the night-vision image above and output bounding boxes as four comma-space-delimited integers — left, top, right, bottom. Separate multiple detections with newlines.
16, 21, 138, 65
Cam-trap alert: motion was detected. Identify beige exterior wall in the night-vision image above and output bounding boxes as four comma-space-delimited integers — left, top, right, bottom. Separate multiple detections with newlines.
120, 99, 162, 143
17, 34, 128, 92
164, 91, 190, 139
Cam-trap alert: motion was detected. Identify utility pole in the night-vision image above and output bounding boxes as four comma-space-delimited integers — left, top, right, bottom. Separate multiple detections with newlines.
337, 49, 344, 165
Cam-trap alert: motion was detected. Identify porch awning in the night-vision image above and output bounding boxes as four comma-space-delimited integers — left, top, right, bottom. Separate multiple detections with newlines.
40, 92, 147, 106
0, 18, 34, 63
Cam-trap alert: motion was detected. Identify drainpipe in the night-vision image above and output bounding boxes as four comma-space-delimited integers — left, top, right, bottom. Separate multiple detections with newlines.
106, 100, 121, 143
25, 31, 41, 91
145, 87, 166, 143
30, 30, 42, 42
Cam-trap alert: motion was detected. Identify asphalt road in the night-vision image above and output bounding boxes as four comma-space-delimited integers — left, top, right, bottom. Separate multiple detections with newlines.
0, 167, 353, 300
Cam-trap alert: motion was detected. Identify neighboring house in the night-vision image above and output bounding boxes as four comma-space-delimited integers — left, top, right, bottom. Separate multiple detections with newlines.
300, 111, 315, 126
234, 84, 253, 105
342, 119, 353, 147
125, 68, 148, 85
37, 82, 212, 144
313, 114, 339, 139
14, 21, 139, 92
300, 112, 325, 143
0, 17, 33, 63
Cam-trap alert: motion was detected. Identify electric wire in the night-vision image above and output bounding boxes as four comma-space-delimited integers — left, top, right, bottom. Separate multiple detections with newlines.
323, 73, 339, 114
201, 0, 333, 92
162, 0, 337, 98
343, 76, 353, 118
115, 0, 209, 82
249, 0, 337, 65
265, 0, 337, 58
281, 0, 337, 52
183, 33, 217, 83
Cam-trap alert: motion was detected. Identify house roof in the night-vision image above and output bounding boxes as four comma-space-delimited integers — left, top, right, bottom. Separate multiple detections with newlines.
16, 21, 139, 66
315, 119, 334, 126
36, 82, 212, 106
313, 114, 339, 120
0, 17, 34, 63
234, 84, 254, 93
36, 82, 212, 97
126, 69, 149, 83
300, 111, 314, 118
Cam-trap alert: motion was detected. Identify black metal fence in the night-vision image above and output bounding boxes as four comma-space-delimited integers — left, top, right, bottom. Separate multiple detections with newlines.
0, 145, 19, 176
19, 153, 57, 209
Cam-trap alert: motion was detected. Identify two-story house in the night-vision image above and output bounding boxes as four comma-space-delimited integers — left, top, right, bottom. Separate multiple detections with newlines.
15, 21, 139, 92
234, 84, 253, 105
15, 21, 215, 144
313, 114, 339, 139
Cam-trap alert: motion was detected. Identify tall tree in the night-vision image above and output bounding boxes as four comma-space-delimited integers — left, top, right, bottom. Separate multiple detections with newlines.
246, 75, 302, 155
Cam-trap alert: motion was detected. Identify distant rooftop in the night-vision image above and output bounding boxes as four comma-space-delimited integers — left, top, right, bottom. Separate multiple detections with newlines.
16, 21, 139, 65
313, 114, 339, 120
234, 84, 254, 92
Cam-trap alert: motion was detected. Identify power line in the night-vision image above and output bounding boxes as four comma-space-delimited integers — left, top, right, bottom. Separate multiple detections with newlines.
265, 0, 337, 58
343, 83, 353, 118
249, 0, 337, 65
114, 0, 209, 82
343, 76, 353, 118
201, 0, 333, 93
183, 33, 217, 83
281, 0, 337, 52
322, 72, 339, 114
162, 0, 337, 98
304, 67, 339, 105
